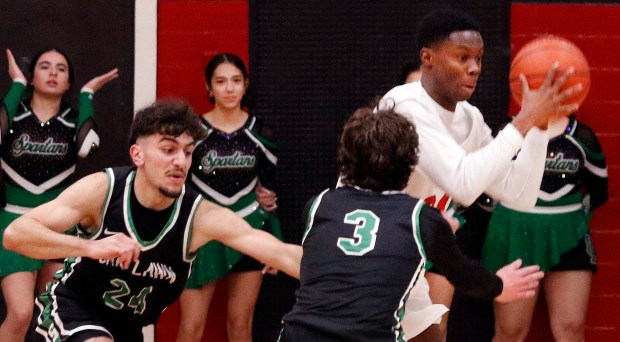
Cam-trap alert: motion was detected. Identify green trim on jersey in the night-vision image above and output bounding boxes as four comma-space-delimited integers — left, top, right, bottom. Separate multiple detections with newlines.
302, 189, 329, 244
249, 129, 277, 150
565, 134, 605, 161
183, 195, 203, 262
393, 200, 428, 342
124, 170, 182, 248
82, 169, 116, 239
535, 191, 583, 207
412, 201, 427, 262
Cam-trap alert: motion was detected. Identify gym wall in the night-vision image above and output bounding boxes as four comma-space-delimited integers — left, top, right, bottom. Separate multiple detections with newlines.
511, 3, 620, 341
0, 0, 135, 176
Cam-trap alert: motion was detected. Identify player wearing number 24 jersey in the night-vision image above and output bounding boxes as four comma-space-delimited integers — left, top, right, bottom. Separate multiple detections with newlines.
34, 167, 198, 340
2, 101, 301, 342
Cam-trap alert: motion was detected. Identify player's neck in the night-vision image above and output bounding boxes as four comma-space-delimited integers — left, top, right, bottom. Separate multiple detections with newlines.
132, 171, 176, 211
421, 76, 457, 112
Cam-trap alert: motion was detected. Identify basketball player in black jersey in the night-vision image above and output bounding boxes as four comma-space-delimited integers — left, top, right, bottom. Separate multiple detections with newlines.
2, 100, 302, 342
279, 106, 544, 342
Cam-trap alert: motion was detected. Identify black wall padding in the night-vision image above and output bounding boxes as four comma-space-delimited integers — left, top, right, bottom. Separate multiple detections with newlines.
250, 1, 510, 341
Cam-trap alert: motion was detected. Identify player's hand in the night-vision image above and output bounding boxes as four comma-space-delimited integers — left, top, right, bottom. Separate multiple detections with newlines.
87, 233, 141, 270
517, 63, 582, 129
261, 264, 279, 276
6, 49, 26, 83
256, 185, 277, 212
494, 259, 544, 303
82, 68, 119, 93
440, 210, 459, 234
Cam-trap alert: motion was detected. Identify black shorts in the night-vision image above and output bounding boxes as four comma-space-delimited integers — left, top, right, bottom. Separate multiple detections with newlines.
429, 234, 597, 276
550, 233, 597, 273
231, 254, 263, 273
279, 323, 341, 342
31, 290, 143, 342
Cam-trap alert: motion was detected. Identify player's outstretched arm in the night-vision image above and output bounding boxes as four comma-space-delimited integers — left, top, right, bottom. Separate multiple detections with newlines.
423, 208, 540, 302
3, 172, 141, 269
190, 200, 301, 279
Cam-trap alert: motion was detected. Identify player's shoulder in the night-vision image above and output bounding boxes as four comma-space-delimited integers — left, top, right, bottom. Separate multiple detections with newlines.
416, 201, 446, 223
381, 82, 423, 105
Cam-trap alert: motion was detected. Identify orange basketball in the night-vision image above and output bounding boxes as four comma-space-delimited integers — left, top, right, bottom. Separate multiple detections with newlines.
509, 35, 590, 108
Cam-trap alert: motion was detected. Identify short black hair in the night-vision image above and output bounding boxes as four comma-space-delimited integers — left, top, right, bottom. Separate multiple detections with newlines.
129, 99, 206, 145
416, 10, 480, 52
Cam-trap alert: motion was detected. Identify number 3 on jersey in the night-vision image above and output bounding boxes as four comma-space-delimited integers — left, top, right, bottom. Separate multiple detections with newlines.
337, 209, 379, 256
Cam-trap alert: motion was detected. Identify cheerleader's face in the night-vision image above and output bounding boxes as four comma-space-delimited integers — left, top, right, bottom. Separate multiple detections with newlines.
208, 62, 248, 110
31, 51, 71, 97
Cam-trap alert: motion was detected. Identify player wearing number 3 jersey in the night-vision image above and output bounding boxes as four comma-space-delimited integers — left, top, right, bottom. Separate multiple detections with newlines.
279, 106, 543, 342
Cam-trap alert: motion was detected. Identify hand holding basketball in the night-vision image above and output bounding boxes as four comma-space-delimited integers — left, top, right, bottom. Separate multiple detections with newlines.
510, 35, 590, 108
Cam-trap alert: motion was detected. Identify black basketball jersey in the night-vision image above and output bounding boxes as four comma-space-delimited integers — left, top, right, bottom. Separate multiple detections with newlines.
283, 186, 428, 342
47, 166, 202, 328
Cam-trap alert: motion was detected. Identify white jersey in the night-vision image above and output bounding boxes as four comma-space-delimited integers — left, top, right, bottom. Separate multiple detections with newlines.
379, 81, 549, 339
379, 81, 548, 212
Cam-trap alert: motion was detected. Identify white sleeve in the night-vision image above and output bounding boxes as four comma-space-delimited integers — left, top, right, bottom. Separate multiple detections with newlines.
484, 126, 548, 210
410, 106, 525, 206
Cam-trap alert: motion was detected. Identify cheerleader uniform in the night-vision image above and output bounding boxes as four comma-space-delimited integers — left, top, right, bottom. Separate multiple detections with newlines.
482, 116, 608, 272
185, 115, 280, 287
0, 80, 98, 277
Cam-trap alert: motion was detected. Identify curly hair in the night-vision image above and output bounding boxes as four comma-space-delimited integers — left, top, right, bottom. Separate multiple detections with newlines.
129, 99, 206, 145
338, 106, 419, 192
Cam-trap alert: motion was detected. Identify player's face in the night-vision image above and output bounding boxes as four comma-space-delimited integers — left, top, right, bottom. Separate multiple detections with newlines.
208, 62, 247, 110
425, 30, 483, 110
31, 50, 70, 98
139, 133, 195, 198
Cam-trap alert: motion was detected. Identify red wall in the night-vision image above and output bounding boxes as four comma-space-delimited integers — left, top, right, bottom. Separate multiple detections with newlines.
511, 3, 620, 341
157, 0, 249, 115
156, 1, 249, 341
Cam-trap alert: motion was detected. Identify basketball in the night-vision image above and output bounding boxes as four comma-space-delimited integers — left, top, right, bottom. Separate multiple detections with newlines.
509, 35, 590, 108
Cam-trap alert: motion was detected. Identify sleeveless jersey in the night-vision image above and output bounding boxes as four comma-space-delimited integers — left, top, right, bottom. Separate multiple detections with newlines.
283, 186, 428, 342
41, 167, 202, 328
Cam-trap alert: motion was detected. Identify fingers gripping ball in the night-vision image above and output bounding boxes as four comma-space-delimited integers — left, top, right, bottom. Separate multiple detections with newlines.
510, 35, 590, 107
